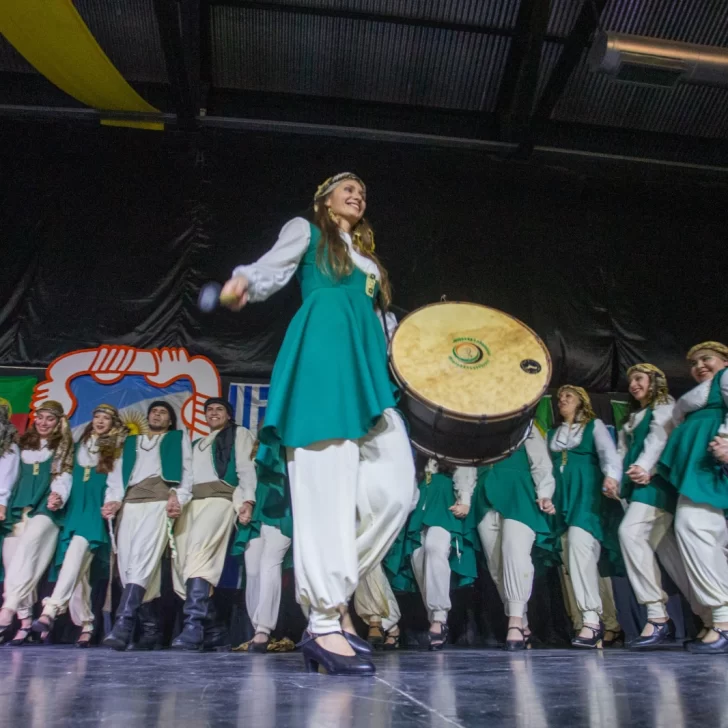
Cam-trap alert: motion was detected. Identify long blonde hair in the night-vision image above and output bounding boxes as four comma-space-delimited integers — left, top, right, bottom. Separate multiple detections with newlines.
312, 203, 393, 309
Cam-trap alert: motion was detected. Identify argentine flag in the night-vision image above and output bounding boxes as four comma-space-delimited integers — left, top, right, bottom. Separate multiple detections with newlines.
69, 374, 192, 440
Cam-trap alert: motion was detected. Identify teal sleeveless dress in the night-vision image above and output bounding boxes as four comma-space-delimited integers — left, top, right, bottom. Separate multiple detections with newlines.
384, 472, 479, 593
53, 446, 112, 570
231, 456, 293, 572
621, 409, 677, 513
659, 369, 728, 510
473, 445, 559, 564
256, 222, 397, 477
549, 421, 625, 576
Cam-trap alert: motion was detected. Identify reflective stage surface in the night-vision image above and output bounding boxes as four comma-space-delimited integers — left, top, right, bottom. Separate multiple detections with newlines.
0, 647, 726, 727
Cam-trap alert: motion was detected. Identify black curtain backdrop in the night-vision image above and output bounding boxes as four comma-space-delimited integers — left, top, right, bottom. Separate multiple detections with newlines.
1, 122, 727, 394
1, 122, 723, 645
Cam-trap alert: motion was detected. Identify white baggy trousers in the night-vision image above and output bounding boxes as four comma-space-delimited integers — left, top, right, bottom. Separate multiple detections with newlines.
286, 409, 415, 633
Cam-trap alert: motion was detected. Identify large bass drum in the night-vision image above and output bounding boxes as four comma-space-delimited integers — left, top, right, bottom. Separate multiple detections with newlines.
389, 302, 551, 465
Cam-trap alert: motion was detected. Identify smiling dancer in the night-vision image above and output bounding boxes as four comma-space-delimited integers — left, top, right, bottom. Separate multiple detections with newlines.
220, 173, 415, 675
659, 342, 728, 653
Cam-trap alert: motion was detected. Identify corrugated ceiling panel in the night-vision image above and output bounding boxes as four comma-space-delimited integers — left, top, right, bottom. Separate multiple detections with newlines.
74, 0, 167, 83
211, 6, 511, 111
603, 0, 728, 45
547, 0, 587, 37
253, 0, 521, 28
0, 35, 36, 74
553, 52, 728, 139
532, 41, 564, 111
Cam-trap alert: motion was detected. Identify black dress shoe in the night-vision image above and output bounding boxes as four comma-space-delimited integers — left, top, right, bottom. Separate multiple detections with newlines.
300, 632, 376, 676
629, 620, 676, 650
571, 625, 604, 649
428, 623, 449, 651
505, 626, 530, 652
687, 627, 728, 655
344, 631, 373, 655
249, 635, 270, 653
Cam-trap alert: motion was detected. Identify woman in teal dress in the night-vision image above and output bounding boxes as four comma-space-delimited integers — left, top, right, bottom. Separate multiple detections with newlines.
548, 386, 624, 649
394, 459, 477, 650
32, 404, 127, 646
474, 427, 557, 650
0, 400, 74, 645
221, 173, 416, 675
617, 363, 710, 649
231, 441, 293, 654
660, 341, 728, 653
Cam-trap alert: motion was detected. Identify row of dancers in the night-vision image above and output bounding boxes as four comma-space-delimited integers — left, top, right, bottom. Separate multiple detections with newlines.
0, 172, 726, 677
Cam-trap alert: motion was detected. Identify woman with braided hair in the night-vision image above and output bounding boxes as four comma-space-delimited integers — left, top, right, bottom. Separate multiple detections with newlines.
617, 364, 709, 649
31, 404, 127, 647
549, 386, 624, 649
0, 401, 74, 645
220, 173, 416, 675
659, 342, 728, 653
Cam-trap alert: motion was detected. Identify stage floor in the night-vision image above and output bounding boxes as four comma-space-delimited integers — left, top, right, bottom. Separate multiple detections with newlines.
0, 646, 724, 727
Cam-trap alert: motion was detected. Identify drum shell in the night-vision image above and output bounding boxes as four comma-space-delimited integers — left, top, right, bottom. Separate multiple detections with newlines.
396, 385, 537, 466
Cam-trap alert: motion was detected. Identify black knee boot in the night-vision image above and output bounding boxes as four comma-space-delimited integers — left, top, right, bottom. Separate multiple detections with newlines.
102, 583, 146, 651
171, 578, 210, 651
128, 599, 164, 651
203, 598, 231, 652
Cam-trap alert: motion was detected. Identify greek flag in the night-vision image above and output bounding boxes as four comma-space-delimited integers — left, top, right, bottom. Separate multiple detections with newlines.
229, 383, 269, 434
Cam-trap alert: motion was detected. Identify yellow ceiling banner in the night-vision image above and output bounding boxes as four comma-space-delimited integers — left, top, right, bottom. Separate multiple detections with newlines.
0, 0, 164, 130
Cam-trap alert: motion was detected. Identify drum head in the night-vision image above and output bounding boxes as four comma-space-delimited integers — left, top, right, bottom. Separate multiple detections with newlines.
390, 302, 551, 420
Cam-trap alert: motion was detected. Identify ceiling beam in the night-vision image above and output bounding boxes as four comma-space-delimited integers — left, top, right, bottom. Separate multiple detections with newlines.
204, 0, 567, 43
494, 0, 552, 145
153, 0, 200, 128
534, 0, 607, 121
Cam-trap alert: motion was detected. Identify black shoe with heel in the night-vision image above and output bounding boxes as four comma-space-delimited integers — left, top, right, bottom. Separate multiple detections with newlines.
629, 620, 675, 650
571, 625, 604, 649
299, 631, 375, 676
687, 626, 728, 654
344, 631, 373, 655
249, 634, 270, 653
428, 623, 449, 651
505, 626, 531, 652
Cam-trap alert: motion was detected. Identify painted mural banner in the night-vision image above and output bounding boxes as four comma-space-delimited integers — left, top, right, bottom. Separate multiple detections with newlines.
32, 346, 222, 438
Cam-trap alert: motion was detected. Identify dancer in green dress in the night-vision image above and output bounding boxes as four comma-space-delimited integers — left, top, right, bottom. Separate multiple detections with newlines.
475, 427, 557, 650
660, 341, 728, 653
221, 173, 416, 675
32, 404, 127, 646
0, 401, 74, 645
404, 460, 477, 650
617, 364, 709, 649
549, 386, 623, 649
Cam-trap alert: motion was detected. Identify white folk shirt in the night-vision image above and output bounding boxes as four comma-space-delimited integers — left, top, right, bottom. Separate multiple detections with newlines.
549, 419, 622, 481
525, 428, 557, 500
192, 426, 257, 509
18, 439, 73, 506
75, 435, 124, 502
107, 432, 193, 506
617, 401, 675, 476
0, 444, 20, 507
672, 372, 728, 435
232, 216, 398, 335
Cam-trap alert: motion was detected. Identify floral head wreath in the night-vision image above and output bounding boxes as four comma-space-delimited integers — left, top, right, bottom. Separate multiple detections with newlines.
557, 385, 596, 423
687, 341, 728, 362
626, 363, 670, 408
313, 172, 375, 254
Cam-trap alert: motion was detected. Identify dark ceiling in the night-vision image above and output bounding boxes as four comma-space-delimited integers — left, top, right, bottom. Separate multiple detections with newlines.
1, 0, 727, 170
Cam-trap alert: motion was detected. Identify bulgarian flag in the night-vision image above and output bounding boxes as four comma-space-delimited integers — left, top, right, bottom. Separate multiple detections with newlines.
0, 376, 37, 434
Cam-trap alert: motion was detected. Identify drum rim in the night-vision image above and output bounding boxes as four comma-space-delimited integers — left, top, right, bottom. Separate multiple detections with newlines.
389, 301, 552, 422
